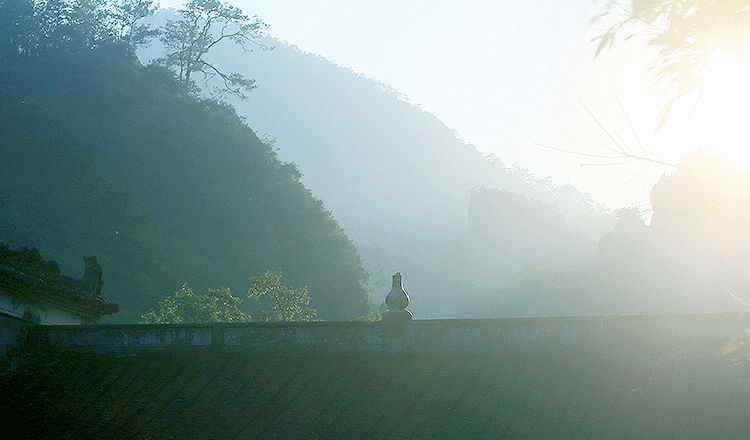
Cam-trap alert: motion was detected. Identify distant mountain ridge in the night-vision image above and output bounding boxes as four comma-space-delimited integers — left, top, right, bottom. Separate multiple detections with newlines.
139, 23, 613, 316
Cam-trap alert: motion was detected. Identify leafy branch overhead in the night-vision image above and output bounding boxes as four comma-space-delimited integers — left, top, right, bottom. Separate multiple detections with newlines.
158, 0, 271, 99
593, 0, 750, 127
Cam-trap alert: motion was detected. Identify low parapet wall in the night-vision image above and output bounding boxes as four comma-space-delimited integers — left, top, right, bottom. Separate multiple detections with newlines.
12, 313, 750, 439
28, 321, 382, 355
26, 313, 750, 357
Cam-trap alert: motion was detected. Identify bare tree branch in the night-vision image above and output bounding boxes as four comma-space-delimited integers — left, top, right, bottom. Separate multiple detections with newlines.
535, 144, 622, 160
158, 0, 269, 99
536, 98, 678, 169
616, 96, 647, 155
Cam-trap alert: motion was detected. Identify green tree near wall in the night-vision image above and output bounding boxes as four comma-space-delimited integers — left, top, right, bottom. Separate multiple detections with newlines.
140, 284, 248, 323
141, 272, 318, 323
247, 271, 318, 322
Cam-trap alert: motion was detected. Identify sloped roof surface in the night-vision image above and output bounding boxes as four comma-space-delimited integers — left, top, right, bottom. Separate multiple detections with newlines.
4, 346, 750, 439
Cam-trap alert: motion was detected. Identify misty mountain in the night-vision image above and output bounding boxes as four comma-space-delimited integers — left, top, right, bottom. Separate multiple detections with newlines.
139, 26, 614, 317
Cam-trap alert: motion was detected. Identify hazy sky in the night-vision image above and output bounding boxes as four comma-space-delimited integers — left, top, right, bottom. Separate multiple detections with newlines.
158, 0, 742, 210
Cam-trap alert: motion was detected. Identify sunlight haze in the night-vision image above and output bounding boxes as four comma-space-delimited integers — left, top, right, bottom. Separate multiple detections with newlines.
157, 0, 745, 210
7, 1, 750, 436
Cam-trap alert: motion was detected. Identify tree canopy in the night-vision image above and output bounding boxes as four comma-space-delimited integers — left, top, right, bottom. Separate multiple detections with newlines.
141, 284, 248, 324
247, 271, 318, 322
141, 272, 318, 324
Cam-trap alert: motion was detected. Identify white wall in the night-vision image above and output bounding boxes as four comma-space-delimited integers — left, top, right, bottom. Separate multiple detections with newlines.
0, 289, 82, 325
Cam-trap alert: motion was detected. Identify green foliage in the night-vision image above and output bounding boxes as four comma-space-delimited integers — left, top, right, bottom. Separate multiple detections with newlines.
0, 0, 369, 321
593, 1, 750, 125
141, 272, 319, 323
0, 0, 157, 58
141, 283, 248, 323
247, 271, 318, 322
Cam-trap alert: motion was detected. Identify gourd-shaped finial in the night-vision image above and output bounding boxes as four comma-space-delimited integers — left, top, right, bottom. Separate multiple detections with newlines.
384, 272, 413, 320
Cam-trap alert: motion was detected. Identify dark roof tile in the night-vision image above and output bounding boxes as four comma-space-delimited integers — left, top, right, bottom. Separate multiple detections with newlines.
0, 244, 117, 319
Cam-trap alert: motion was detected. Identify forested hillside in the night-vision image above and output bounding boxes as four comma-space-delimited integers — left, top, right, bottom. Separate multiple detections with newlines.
0, 0, 368, 321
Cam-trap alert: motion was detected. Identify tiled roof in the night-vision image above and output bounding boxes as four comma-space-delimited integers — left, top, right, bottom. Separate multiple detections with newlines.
4, 347, 750, 439
0, 245, 117, 319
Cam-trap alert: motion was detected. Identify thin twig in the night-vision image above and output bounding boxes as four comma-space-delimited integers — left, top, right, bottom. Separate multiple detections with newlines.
535, 144, 622, 159
616, 96, 647, 154
580, 161, 630, 167
579, 100, 629, 155
536, 143, 677, 168
580, 100, 678, 168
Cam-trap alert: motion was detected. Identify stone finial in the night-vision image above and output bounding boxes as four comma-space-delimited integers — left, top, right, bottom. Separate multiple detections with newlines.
384, 272, 413, 321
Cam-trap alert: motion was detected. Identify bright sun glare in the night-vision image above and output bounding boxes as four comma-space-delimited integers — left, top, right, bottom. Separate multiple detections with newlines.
694, 49, 750, 168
